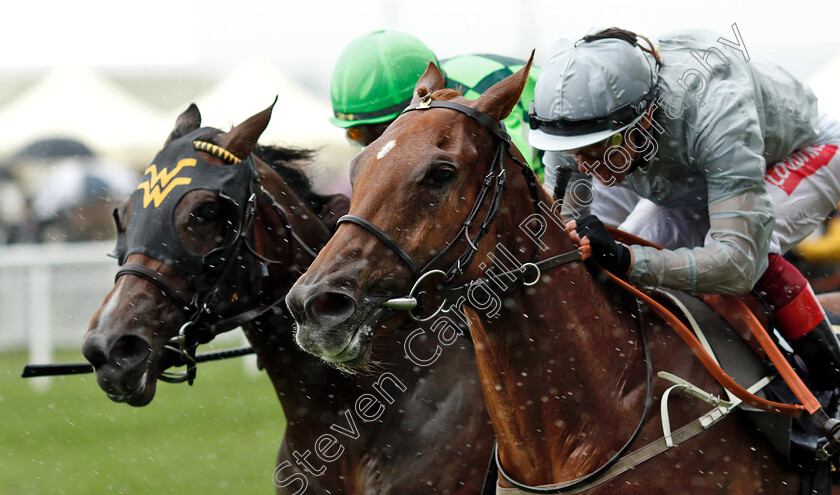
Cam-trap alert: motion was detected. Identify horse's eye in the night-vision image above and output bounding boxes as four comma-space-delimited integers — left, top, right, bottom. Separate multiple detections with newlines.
193, 203, 220, 224
426, 166, 456, 188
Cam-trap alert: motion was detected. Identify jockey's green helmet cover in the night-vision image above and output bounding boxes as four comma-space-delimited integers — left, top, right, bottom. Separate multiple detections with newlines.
330, 30, 438, 128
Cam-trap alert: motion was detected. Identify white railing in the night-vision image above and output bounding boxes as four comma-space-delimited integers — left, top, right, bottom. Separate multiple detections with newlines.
0, 241, 116, 356
0, 241, 252, 389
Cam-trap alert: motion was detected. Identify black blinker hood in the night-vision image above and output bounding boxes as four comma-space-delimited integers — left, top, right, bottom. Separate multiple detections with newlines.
111, 127, 256, 287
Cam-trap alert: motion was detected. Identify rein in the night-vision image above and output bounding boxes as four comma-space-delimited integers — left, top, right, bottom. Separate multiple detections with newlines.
605, 228, 818, 416
488, 234, 820, 493
22, 346, 255, 378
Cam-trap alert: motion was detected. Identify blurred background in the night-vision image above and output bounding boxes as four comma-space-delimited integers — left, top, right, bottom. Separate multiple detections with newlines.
1, 0, 839, 493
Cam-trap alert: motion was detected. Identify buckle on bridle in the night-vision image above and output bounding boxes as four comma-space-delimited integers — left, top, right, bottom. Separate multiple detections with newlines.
160, 320, 198, 384
417, 95, 433, 110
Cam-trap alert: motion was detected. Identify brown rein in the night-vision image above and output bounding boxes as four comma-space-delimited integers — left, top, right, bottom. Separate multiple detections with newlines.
606, 226, 819, 416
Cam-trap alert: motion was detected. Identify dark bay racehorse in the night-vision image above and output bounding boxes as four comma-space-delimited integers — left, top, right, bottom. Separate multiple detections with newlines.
286, 58, 806, 493
82, 103, 493, 494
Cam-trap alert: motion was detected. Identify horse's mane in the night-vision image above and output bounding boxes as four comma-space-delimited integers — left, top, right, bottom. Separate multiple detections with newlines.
430, 88, 462, 101
253, 144, 334, 214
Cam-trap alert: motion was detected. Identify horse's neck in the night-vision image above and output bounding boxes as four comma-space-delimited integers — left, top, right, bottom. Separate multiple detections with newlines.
470, 170, 647, 483
255, 168, 330, 287
246, 167, 365, 442
243, 315, 358, 434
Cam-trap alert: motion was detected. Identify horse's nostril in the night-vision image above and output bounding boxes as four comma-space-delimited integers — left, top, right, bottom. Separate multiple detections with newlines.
82, 337, 108, 369
108, 335, 151, 368
310, 292, 355, 322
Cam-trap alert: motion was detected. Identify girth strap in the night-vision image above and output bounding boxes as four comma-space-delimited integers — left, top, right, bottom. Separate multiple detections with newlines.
493, 375, 774, 494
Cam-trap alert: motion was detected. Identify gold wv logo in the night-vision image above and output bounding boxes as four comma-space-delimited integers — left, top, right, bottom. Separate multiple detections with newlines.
137, 159, 197, 208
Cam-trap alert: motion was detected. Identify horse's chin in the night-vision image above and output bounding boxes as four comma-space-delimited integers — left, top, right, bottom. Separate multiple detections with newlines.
304, 304, 399, 371
319, 321, 375, 370
106, 370, 158, 407
102, 347, 174, 407
323, 344, 374, 373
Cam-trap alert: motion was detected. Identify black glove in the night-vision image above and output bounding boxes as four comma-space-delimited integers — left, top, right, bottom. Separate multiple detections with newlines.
574, 215, 632, 275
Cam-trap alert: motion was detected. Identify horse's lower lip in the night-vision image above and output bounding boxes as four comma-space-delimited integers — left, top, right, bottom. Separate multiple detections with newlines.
322, 323, 373, 364
106, 370, 148, 403
321, 307, 388, 364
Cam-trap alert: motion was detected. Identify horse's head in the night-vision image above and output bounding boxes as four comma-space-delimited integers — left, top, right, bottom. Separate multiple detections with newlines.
83, 102, 289, 406
287, 54, 543, 369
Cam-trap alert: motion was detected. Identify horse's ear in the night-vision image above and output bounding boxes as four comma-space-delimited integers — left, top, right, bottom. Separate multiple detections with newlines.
473, 50, 535, 122
165, 104, 201, 146
218, 99, 276, 160
410, 62, 446, 104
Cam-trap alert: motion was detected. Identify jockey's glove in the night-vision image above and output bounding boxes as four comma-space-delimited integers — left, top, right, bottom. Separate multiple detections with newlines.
574, 215, 632, 276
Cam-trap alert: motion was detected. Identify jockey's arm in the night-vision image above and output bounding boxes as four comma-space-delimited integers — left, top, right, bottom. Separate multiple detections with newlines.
628, 188, 774, 294
627, 89, 775, 295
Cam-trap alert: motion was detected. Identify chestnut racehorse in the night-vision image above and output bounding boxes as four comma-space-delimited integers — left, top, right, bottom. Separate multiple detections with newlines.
82, 103, 492, 494
286, 58, 806, 493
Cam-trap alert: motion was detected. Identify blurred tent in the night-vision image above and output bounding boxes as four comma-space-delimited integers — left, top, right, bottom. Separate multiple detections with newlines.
0, 61, 356, 194
185, 56, 341, 147
0, 67, 169, 166
2, 138, 98, 198
182, 57, 356, 191
13, 137, 95, 161
808, 54, 840, 118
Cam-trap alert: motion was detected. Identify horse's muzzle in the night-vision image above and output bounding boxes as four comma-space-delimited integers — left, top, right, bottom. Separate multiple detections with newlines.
83, 333, 153, 404
286, 282, 362, 357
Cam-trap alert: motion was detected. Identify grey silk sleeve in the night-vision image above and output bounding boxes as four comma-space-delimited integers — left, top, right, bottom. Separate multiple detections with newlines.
628, 190, 773, 294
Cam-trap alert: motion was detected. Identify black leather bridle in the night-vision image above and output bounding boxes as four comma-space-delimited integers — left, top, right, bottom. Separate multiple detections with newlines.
336, 97, 576, 320
114, 140, 321, 384
338, 98, 539, 307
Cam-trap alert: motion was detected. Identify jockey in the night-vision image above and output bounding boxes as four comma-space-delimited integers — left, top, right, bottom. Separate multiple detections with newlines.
329, 29, 546, 179
529, 27, 840, 391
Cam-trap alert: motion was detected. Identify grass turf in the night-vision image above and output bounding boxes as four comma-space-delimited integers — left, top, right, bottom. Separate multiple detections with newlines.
0, 349, 285, 494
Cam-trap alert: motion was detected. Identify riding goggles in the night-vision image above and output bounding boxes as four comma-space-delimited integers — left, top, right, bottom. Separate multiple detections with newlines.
528, 88, 656, 137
